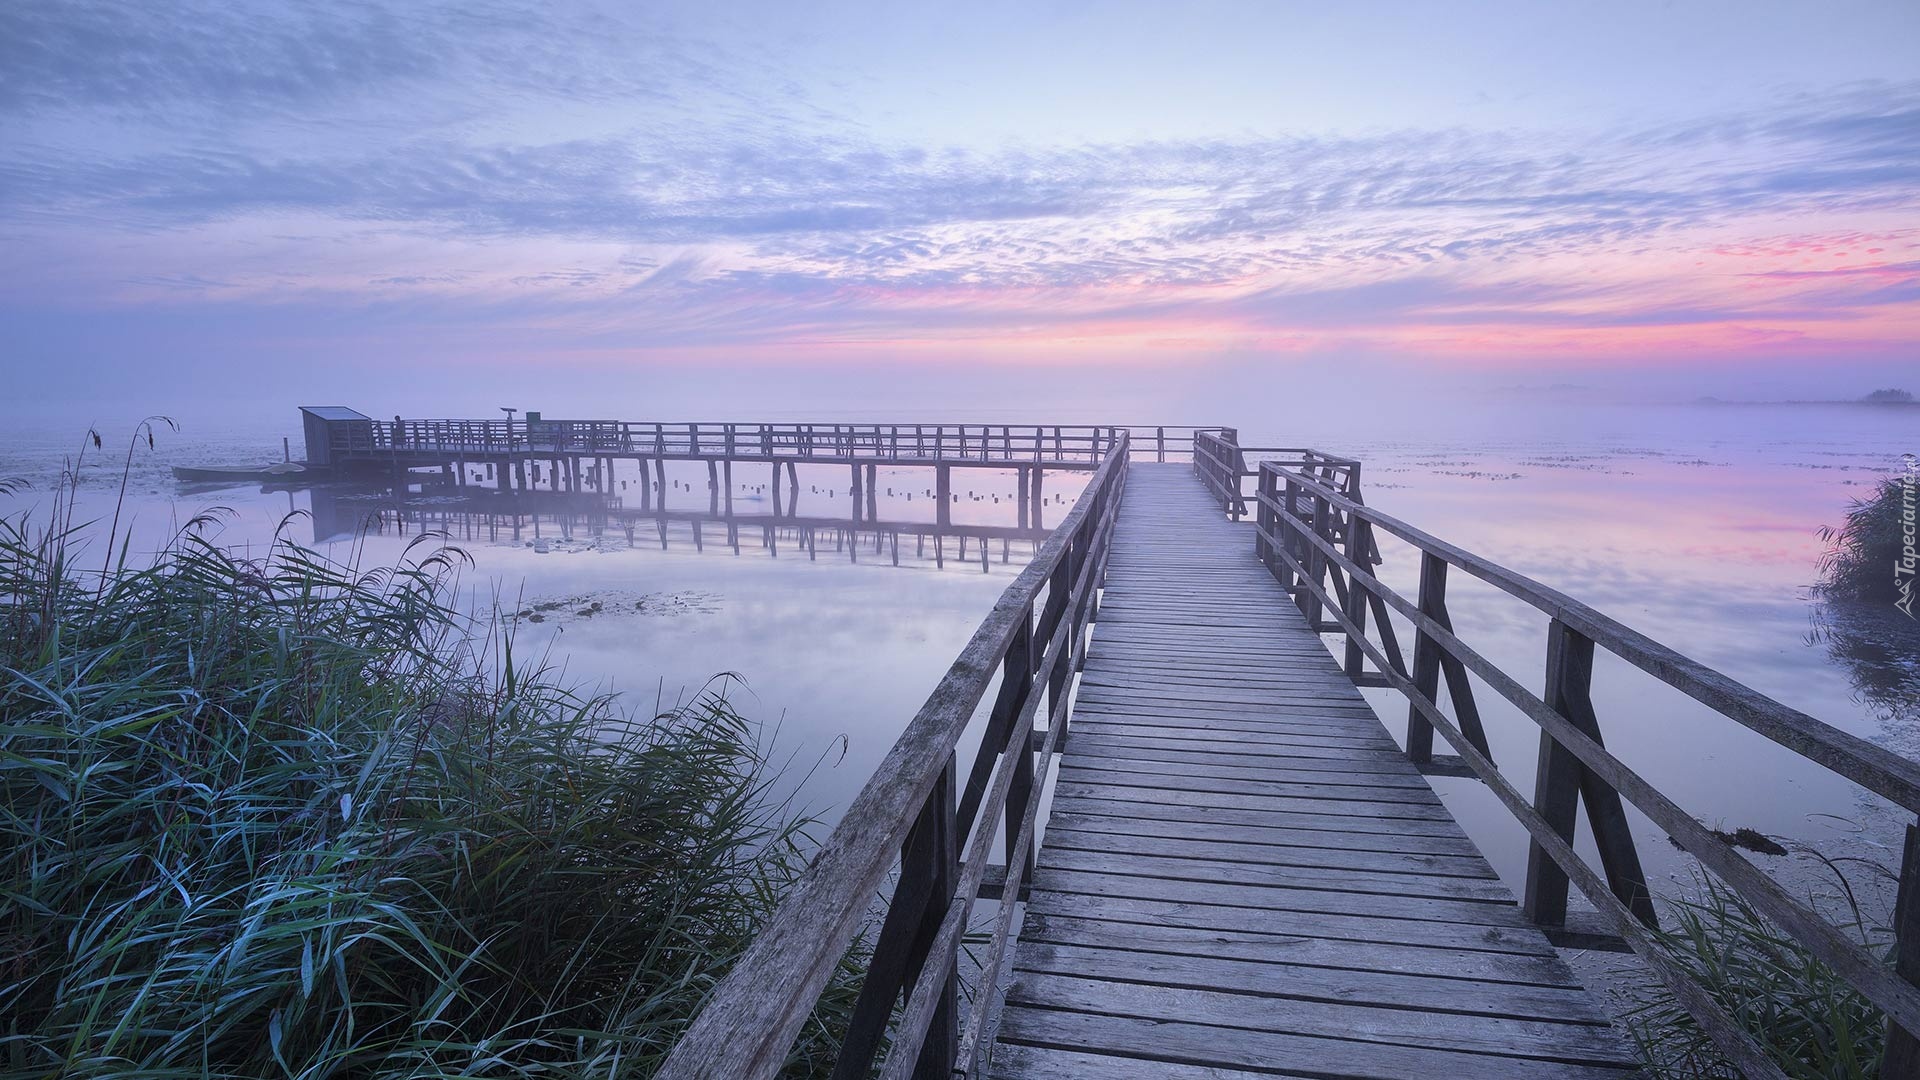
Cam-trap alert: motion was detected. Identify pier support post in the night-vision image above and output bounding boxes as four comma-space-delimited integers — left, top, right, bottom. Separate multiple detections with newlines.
936, 466, 951, 526
723, 460, 733, 514
850, 462, 863, 521
1032, 468, 1045, 530
1016, 467, 1029, 529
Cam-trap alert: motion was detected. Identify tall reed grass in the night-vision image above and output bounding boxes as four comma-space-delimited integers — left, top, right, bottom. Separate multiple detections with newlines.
0, 449, 862, 1078
1817, 476, 1912, 606
1623, 864, 1892, 1079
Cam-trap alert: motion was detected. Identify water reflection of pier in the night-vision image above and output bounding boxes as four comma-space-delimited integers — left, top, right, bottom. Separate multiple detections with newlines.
310, 486, 1051, 571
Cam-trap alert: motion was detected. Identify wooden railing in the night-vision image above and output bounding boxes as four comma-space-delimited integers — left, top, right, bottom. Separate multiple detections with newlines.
1192, 428, 1361, 519
1111, 425, 1233, 463
654, 433, 1129, 1080
1253, 461, 1920, 1079
335, 420, 1131, 465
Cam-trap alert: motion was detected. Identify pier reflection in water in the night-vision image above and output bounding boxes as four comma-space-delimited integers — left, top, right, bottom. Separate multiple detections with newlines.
309, 472, 1068, 573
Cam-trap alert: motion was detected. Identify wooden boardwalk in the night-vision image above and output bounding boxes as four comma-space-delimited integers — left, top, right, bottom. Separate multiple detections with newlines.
990, 465, 1637, 1080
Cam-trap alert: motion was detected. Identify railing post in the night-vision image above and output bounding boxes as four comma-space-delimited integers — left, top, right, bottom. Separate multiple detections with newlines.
1304, 491, 1331, 628
1890, 823, 1920, 1073
829, 755, 958, 1080
1254, 466, 1274, 569
1045, 552, 1074, 711
1156, 426, 1165, 462
1004, 618, 1036, 883
909, 766, 955, 1080
1523, 620, 1657, 928
1524, 620, 1586, 928
1406, 553, 1446, 763
1341, 508, 1370, 678
1282, 475, 1303, 607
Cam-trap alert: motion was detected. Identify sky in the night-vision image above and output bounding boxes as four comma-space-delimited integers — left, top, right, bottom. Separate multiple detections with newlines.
2, 0, 1917, 416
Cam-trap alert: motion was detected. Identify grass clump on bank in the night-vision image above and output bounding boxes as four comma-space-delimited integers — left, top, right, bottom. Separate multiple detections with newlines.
1817, 474, 1915, 607
1623, 870, 1892, 1079
0, 499, 860, 1077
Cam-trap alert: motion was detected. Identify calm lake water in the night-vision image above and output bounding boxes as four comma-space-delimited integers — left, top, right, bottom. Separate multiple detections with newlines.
2, 402, 1914, 905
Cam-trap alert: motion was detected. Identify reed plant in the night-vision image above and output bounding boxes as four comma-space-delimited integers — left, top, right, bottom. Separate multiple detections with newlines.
1623, 863, 1892, 1079
1816, 475, 1913, 606
0, 447, 863, 1078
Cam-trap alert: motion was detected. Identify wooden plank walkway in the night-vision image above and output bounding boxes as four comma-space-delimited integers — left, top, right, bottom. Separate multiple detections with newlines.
989, 464, 1636, 1080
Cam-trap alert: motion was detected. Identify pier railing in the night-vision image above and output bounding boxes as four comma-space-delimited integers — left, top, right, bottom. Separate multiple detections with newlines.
1192, 428, 1361, 519
339, 420, 1133, 465
334, 418, 1241, 468
654, 432, 1130, 1080
1111, 425, 1233, 463
1253, 461, 1920, 1079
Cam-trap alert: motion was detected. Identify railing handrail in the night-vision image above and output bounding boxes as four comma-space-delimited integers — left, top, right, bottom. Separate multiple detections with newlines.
654, 433, 1131, 1080
336, 420, 1135, 463
1261, 462, 1920, 812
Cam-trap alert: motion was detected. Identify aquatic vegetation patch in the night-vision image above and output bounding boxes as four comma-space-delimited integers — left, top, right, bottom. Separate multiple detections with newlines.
1623, 868, 1892, 1079
516, 589, 723, 625
0, 487, 859, 1076
1817, 476, 1916, 612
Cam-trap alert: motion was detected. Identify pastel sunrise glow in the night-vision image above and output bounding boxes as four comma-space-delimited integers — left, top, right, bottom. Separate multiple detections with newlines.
3, 0, 1916, 407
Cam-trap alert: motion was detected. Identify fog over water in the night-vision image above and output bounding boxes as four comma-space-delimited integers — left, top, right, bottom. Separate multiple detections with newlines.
2, 391, 1913, 901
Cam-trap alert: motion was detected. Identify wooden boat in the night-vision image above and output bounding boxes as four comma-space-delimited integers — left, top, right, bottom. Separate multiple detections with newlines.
171, 462, 310, 483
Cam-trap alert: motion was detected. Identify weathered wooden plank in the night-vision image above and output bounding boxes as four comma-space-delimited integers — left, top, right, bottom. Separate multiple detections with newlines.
1059, 733, 1414, 767
1029, 866, 1535, 926
995, 1008, 1634, 1080
1041, 807, 1484, 856
1019, 910, 1574, 983
1041, 823, 1496, 878
1066, 713, 1397, 742
1022, 888, 1559, 956
1036, 822, 1497, 883
1053, 748, 1427, 786
1006, 972, 1635, 1063
1056, 742, 1422, 779
1062, 716, 1400, 749
1039, 846, 1512, 902
1048, 780, 1454, 822
1072, 694, 1383, 722
988, 1043, 1289, 1080
1055, 763, 1444, 805
1047, 791, 1474, 838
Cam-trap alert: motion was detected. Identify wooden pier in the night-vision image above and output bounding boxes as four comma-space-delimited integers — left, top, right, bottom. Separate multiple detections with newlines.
290, 415, 1920, 1079
298, 413, 1176, 530
989, 466, 1635, 1077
